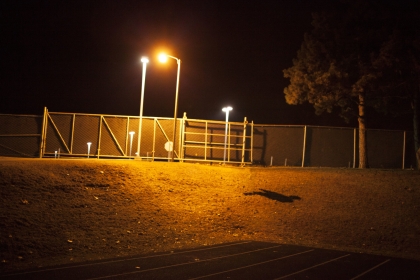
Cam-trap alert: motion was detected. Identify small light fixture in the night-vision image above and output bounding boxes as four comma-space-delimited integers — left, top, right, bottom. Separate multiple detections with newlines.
87, 142, 92, 158
129, 131, 135, 158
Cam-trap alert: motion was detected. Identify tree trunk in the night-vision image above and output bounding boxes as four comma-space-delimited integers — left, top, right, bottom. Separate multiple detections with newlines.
414, 85, 420, 169
358, 92, 368, 168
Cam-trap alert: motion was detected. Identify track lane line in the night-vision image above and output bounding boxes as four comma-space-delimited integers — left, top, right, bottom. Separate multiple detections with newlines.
350, 259, 391, 279
189, 249, 315, 280
87, 244, 292, 280
1, 241, 252, 278
273, 254, 351, 280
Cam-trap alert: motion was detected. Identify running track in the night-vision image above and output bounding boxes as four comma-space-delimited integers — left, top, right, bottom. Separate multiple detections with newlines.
1, 241, 419, 279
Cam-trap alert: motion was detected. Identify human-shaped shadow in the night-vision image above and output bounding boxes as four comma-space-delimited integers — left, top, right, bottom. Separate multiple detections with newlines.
244, 189, 301, 203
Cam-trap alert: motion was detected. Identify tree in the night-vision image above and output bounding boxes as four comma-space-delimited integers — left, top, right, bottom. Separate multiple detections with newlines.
283, 1, 400, 168
375, 25, 420, 168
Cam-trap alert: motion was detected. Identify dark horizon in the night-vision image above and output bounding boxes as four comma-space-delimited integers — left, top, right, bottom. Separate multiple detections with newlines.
0, 1, 414, 130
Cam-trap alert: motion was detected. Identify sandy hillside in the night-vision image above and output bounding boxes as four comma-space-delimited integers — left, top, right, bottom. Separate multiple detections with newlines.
0, 158, 419, 273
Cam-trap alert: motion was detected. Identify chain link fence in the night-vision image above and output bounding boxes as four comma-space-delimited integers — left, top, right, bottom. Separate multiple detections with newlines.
0, 114, 43, 157
0, 110, 416, 168
252, 125, 415, 169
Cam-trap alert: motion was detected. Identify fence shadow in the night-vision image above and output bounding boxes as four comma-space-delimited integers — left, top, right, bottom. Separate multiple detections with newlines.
244, 189, 301, 203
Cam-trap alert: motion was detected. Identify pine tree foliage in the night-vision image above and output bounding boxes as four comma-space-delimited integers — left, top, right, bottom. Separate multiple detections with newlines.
284, 1, 389, 121
283, 0, 420, 168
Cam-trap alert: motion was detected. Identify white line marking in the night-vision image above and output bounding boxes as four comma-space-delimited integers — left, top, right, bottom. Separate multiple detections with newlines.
2, 241, 252, 277
350, 259, 391, 279
87, 244, 294, 280
273, 254, 351, 279
189, 249, 315, 280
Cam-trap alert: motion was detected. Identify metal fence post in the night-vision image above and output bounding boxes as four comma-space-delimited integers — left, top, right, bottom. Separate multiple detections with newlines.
250, 121, 254, 164
177, 118, 181, 161
180, 113, 187, 162
97, 116, 102, 159
402, 130, 406, 169
152, 118, 157, 161
39, 107, 48, 158
70, 114, 75, 154
42, 109, 49, 156
125, 117, 130, 156
302, 125, 307, 167
205, 121, 208, 161
241, 117, 247, 165
353, 128, 357, 168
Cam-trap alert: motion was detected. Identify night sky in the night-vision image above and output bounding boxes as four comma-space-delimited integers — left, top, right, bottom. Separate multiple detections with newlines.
0, 1, 413, 129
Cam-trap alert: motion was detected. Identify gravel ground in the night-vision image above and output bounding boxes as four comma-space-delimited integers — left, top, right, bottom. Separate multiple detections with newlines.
0, 158, 419, 273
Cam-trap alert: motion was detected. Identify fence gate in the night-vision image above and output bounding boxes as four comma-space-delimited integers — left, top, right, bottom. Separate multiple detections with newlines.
181, 115, 253, 165
42, 109, 180, 160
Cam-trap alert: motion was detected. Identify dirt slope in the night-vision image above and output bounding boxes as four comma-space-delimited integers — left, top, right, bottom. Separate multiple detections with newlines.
0, 158, 419, 273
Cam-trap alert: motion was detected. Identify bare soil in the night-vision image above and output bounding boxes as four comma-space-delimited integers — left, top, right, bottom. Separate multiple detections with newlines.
1, 158, 419, 273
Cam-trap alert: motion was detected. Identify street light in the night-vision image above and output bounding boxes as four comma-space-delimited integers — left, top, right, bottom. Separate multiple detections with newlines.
222, 106, 232, 163
158, 53, 181, 162
137, 56, 149, 159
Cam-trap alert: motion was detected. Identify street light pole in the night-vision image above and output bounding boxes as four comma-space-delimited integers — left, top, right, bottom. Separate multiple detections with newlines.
137, 57, 149, 159
158, 54, 181, 162
222, 106, 232, 163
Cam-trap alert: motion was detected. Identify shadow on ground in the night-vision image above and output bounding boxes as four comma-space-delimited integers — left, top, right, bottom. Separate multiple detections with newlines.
244, 189, 301, 203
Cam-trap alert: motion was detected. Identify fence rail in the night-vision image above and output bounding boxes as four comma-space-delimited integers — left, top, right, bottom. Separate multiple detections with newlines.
0, 109, 416, 168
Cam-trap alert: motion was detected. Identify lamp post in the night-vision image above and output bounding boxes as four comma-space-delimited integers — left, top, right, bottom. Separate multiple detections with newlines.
222, 106, 232, 163
158, 53, 181, 162
137, 56, 149, 158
